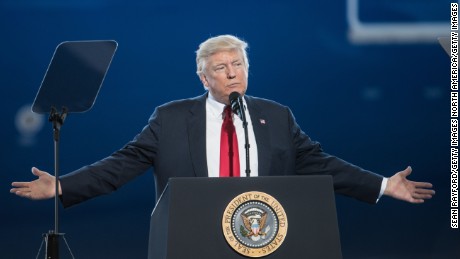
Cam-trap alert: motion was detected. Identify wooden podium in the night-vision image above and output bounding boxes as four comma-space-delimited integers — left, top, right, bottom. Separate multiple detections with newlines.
148, 176, 342, 259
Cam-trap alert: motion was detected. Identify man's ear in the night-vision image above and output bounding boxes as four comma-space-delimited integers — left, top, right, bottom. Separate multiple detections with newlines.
200, 74, 208, 87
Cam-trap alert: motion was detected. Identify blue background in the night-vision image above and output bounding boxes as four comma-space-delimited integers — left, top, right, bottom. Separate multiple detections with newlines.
1, 0, 458, 258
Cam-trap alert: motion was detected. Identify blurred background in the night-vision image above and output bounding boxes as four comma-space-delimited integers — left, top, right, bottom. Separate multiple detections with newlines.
1, 0, 457, 258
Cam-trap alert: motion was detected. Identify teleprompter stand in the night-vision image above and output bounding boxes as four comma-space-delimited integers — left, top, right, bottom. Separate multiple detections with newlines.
32, 40, 118, 259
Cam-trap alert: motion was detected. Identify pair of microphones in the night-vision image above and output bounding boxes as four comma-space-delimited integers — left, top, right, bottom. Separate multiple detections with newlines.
229, 91, 251, 177
229, 91, 246, 123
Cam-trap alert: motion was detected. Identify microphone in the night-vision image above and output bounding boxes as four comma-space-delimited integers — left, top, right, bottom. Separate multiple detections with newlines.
228, 91, 251, 177
229, 92, 246, 123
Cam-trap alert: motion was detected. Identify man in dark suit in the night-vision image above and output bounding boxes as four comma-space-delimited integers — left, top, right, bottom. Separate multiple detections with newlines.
10, 34, 434, 207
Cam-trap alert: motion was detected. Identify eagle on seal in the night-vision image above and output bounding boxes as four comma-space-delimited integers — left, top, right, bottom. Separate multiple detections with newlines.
241, 212, 268, 238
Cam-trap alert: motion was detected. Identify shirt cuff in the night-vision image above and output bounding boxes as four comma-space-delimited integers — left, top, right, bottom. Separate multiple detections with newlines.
376, 177, 388, 203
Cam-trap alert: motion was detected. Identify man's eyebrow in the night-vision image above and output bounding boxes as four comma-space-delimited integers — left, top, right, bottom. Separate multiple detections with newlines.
210, 58, 242, 68
212, 62, 226, 67
214, 59, 241, 65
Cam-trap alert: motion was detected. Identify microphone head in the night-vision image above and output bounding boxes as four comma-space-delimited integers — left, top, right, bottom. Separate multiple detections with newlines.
229, 91, 245, 121
229, 91, 241, 103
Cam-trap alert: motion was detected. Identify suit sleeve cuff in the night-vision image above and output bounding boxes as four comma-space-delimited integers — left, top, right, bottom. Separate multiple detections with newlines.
376, 177, 388, 203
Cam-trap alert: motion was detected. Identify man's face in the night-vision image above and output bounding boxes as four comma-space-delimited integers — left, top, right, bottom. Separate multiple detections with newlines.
200, 49, 248, 105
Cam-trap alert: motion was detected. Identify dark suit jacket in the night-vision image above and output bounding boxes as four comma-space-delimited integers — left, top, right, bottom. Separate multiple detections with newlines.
60, 94, 383, 208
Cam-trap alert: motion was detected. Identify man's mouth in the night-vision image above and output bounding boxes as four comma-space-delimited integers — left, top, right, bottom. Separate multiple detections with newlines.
227, 82, 240, 87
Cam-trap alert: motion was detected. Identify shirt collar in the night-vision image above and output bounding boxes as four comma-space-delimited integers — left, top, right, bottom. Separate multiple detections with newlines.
206, 92, 226, 119
206, 91, 247, 120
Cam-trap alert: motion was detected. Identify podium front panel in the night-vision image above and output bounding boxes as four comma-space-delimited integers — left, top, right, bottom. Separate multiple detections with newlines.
149, 176, 342, 259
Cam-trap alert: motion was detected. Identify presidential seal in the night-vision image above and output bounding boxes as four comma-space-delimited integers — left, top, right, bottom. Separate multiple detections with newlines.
222, 191, 288, 257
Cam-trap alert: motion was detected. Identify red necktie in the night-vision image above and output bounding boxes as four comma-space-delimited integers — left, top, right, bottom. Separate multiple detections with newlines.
220, 105, 240, 177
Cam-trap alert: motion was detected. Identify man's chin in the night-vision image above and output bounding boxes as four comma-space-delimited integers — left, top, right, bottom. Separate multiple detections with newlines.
227, 88, 247, 97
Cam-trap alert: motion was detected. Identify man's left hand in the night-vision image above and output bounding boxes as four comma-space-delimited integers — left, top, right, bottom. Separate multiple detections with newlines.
384, 166, 435, 203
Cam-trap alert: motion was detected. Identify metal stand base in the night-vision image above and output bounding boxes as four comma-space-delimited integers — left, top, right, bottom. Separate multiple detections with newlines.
36, 231, 75, 259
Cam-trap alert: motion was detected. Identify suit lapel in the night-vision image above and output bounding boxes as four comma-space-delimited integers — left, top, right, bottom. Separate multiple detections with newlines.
245, 96, 271, 177
187, 94, 208, 177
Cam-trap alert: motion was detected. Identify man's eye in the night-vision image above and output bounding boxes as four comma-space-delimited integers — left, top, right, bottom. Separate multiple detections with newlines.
215, 66, 225, 71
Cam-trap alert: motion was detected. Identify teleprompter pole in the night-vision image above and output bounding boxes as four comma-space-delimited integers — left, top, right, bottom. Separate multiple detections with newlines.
44, 106, 68, 259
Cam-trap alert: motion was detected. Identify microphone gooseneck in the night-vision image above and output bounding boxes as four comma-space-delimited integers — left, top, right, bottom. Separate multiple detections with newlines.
228, 92, 251, 177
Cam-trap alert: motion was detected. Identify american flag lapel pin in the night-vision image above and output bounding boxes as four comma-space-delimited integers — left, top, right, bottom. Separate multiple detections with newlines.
259, 119, 266, 125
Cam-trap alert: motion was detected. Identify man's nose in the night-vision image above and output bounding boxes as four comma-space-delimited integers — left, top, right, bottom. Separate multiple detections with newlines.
227, 67, 236, 79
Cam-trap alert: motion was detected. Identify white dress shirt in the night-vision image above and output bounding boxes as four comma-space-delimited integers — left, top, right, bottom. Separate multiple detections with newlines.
206, 93, 258, 177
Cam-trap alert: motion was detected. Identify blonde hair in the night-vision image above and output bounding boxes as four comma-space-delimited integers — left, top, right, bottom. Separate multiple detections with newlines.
196, 34, 249, 76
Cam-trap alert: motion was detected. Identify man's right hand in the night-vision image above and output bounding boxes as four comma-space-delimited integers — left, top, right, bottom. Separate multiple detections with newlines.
10, 167, 61, 200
